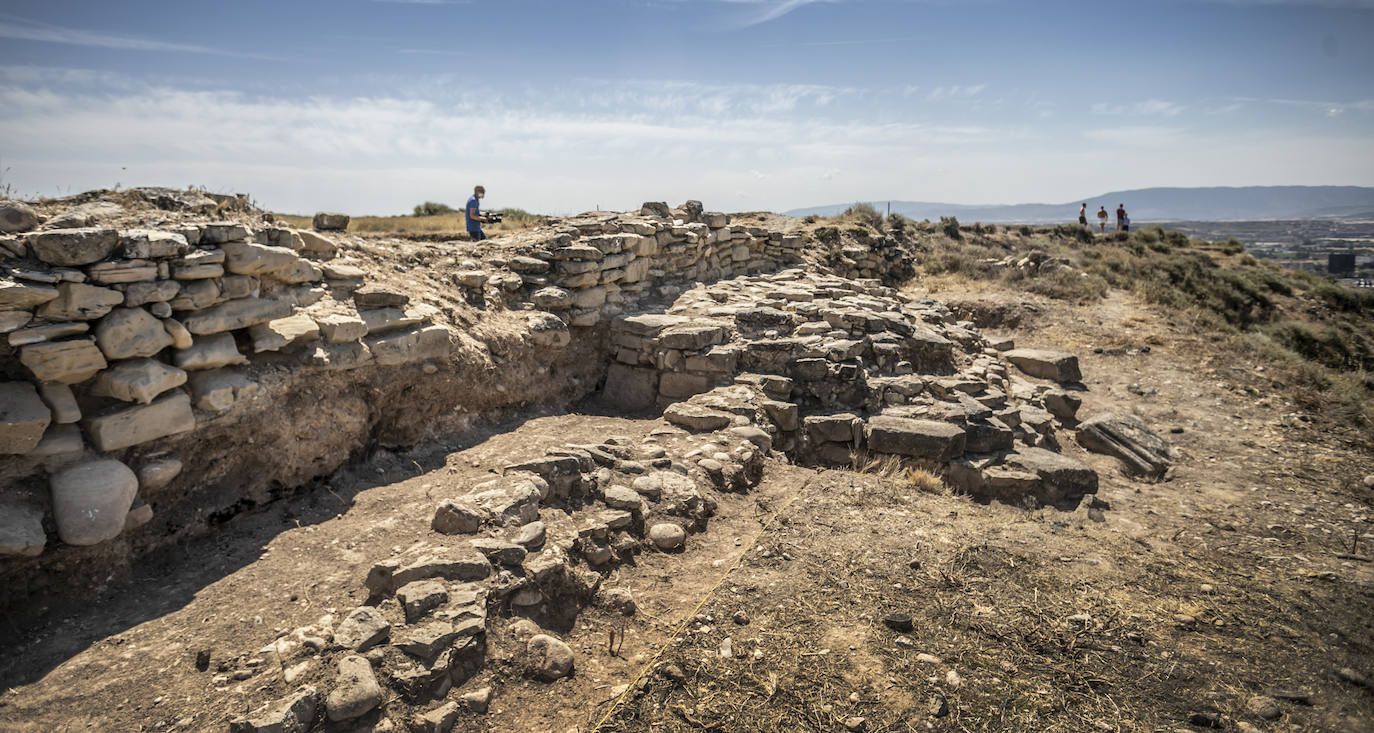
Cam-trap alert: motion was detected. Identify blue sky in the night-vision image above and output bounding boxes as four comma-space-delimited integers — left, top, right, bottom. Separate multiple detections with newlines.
1, 0, 1372, 215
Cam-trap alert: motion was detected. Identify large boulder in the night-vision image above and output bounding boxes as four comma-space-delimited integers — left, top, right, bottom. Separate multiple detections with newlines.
27, 228, 119, 266
1004, 349, 1082, 384
0, 382, 51, 454
526, 634, 575, 681
49, 458, 139, 546
1076, 413, 1175, 480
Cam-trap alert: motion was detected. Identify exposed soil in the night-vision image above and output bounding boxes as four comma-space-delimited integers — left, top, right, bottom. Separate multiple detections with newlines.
2, 281, 1371, 732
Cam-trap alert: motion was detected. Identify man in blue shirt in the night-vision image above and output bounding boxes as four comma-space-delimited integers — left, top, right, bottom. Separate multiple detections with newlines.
465, 185, 490, 241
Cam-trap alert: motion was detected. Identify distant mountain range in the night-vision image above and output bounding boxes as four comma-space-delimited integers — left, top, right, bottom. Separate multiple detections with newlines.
784, 186, 1374, 224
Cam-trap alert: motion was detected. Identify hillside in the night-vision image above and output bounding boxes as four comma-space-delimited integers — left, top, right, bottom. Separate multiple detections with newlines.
787, 185, 1374, 224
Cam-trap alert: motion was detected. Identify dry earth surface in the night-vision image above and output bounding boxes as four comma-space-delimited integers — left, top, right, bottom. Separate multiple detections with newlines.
2, 276, 1372, 732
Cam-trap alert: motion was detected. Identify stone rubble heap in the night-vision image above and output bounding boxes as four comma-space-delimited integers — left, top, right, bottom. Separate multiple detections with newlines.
605, 268, 1105, 505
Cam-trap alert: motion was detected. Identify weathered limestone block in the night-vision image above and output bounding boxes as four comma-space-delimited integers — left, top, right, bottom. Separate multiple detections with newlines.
364, 550, 493, 596
7, 321, 89, 346
333, 607, 391, 651
314, 313, 367, 343
84, 391, 196, 451
659, 324, 727, 350
122, 280, 180, 307
296, 229, 338, 256
1076, 413, 1175, 480
200, 223, 253, 243
1004, 447, 1099, 501
87, 260, 158, 284
307, 342, 373, 371
29, 423, 83, 458
37, 282, 124, 320
322, 262, 365, 280
571, 286, 607, 309
659, 372, 714, 400
0, 201, 38, 234
532, 286, 572, 310
49, 458, 138, 546
180, 297, 293, 335
170, 250, 225, 280
271, 258, 323, 285
359, 307, 422, 335
120, 229, 190, 259
228, 686, 319, 733
169, 279, 221, 310
0, 498, 45, 557
526, 312, 571, 349
173, 332, 247, 371
0, 382, 51, 454
602, 363, 658, 411
188, 370, 261, 411
313, 212, 350, 232
805, 413, 862, 445
1004, 349, 1082, 384
222, 241, 301, 276
89, 358, 187, 404
865, 415, 966, 460
250, 313, 320, 352
94, 307, 174, 360
0, 278, 58, 309
20, 338, 108, 383
0, 310, 33, 332
367, 324, 451, 366
1042, 389, 1082, 421
37, 381, 81, 423
325, 655, 381, 722
664, 403, 733, 432
28, 228, 119, 266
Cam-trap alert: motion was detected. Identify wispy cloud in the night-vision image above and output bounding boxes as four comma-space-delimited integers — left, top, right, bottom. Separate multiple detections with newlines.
0, 16, 283, 60
1091, 99, 1185, 117
397, 48, 467, 56
725, 0, 843, 29
925, 84, 986, 102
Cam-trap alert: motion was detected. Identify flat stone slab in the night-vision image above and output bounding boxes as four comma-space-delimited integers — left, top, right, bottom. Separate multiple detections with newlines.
865, 415, 966, 460
1076, 412, 1175, 480
27, 228, 119, 266
1004, 349, 1082, 384
180, 297, 293, 335
20, 338, 108, 384
173, 332, 247, 371
0, 279, 58, 309
83, 391, 196, 451
37, 283, 124, 320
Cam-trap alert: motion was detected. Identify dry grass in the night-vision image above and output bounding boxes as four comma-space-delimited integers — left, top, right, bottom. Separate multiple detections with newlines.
272, 211, 543, 237
850, 451, 949, 495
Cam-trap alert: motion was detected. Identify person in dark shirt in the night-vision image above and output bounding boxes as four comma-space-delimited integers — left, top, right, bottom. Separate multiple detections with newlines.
1116, 203, 1126, 232
1079, 203, 1088, 228
466, 185, 490, 241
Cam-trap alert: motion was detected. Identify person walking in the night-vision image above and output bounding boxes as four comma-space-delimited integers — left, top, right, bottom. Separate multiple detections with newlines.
1079, 203, 1088, 229
1097, 206, 1108, 234
1116, 203, 1126, 232
466, 185, 491, 242
1122, 209, 1131, 233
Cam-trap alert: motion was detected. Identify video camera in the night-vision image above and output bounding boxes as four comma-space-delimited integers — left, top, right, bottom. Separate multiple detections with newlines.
484, 212, 504, 224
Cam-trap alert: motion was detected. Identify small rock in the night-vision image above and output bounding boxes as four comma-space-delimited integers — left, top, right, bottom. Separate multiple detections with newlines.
333, 606, 390, 651
514, 520, 546, 549
648, 523, 686, 551
882, 613, 913, 633
601, 587, 637, 616
397, 580, 447, 624
325, 655, 382, 722
462, 686, 493, 713
843, 716, 866, 731
1245, 695, 1281, 720
945, 670, 962, 688
732, 611, 749, 625
527, 634, 575, 681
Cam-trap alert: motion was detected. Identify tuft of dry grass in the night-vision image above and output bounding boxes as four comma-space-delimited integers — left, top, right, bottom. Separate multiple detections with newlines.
850, 451, 949, 495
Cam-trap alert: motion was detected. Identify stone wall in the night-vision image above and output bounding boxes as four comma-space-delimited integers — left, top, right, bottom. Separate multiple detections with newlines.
0, 194, 812, 599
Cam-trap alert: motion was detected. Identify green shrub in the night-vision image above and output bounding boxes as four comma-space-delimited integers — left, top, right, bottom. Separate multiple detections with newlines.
939, 216, 962, 240
1018, 225, 1033, 236
413, 201, 457, 216
1220, 238, 1245, 255
1316, 282, 1374, 313
887, 212, 912, 235
813, 226, 840, 245
803, 215, 818, 224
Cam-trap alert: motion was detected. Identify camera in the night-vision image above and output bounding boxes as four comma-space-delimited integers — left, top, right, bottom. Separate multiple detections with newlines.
484, 212, 504, 223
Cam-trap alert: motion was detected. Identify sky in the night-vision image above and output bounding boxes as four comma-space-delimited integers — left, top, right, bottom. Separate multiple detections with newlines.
0, 0, 1372, 215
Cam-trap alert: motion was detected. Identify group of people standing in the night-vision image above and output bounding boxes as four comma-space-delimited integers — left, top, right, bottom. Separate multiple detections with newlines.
1078, 203, 1130, 234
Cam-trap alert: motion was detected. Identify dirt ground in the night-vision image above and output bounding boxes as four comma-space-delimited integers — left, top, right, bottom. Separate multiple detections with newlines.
2, 282, 1371, 732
